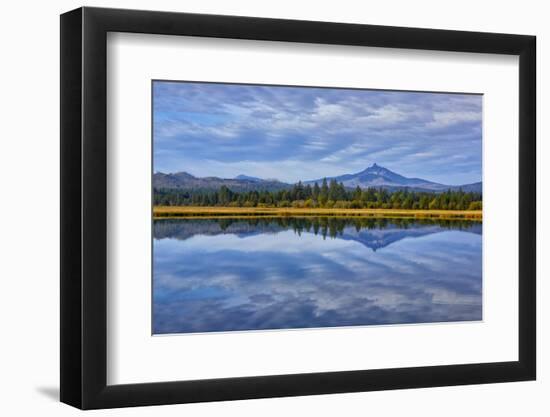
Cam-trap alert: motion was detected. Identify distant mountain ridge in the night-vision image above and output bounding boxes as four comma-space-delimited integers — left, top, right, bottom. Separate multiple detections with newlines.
304, 163, 482, 193
154, 163, 482, 194
234, 174, 262, 182
153, 171, 288, 192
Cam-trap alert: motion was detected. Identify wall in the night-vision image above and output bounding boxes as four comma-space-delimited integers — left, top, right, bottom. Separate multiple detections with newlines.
0, 0, 545, 415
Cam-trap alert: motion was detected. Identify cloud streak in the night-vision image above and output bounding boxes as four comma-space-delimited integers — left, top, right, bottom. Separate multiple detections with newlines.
153, 81, 482, 184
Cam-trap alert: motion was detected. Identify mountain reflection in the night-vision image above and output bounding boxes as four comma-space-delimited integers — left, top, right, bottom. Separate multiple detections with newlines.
154, 217, 482, 252
153, 217, 482, 334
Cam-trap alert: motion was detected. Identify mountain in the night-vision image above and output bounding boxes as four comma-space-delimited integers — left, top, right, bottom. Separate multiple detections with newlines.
153, 171, 289, 192
234, 174, 262, 182
154, 164, 482, 194
305, 163, 482, 193
454, 181, 483, 193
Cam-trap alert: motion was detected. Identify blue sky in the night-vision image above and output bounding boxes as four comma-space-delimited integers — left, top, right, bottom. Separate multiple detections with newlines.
153, 81, 482, 185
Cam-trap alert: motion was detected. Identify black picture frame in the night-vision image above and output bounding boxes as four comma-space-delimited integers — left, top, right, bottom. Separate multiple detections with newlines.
60, 6, 536, 410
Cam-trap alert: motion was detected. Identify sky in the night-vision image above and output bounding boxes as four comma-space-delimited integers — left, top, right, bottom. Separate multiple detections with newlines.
153, 81, 482, 185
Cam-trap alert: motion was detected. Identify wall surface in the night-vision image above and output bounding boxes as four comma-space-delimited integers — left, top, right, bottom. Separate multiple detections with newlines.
0, 0, 545, 415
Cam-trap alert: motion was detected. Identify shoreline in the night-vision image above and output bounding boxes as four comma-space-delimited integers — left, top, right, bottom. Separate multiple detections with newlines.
153, 206, 483, 220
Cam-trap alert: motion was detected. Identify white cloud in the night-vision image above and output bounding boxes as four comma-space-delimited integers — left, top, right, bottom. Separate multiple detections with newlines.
154, 82, 482, 184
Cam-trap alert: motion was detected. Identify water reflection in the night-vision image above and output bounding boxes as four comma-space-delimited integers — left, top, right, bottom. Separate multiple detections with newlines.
153, 217, 482, 334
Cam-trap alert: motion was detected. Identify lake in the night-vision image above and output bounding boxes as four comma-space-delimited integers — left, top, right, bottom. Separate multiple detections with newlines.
153, 217, 482, 334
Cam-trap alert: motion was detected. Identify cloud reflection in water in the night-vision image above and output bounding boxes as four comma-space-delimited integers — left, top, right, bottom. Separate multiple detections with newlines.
153, 218, 482, 334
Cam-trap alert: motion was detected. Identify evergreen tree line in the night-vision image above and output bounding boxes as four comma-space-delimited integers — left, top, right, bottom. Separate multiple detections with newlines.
154, 178, 482, 210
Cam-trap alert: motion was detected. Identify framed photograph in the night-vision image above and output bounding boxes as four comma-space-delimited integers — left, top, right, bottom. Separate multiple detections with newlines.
60, 7, 536, 409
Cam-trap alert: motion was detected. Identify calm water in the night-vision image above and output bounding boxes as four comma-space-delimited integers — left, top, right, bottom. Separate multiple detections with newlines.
153, 217, 482, 334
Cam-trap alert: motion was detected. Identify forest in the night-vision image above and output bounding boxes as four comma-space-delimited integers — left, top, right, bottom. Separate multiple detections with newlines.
154, 178, 482, 211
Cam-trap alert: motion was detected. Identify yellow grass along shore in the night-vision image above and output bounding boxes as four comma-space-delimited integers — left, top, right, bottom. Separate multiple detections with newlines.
153, 206, 482, 220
